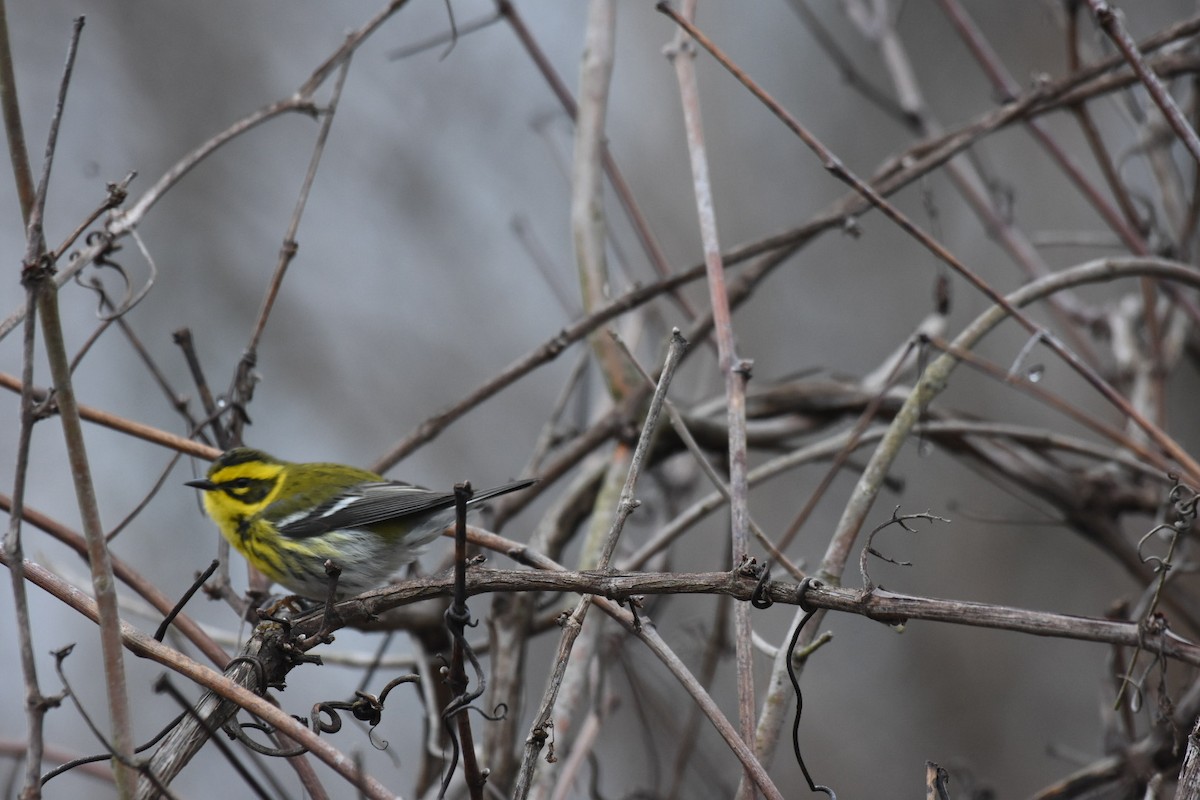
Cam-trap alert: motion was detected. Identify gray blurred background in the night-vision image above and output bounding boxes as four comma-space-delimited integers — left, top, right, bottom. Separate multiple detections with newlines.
2, 1, 1198, 797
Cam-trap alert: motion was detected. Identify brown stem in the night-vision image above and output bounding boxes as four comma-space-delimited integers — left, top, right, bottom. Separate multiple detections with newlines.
663, 12, 758, 790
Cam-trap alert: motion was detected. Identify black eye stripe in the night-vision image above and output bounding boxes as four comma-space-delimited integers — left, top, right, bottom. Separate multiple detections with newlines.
220, 477, 277, 504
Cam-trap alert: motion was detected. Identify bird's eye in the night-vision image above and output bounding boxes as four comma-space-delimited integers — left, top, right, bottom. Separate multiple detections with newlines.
230, 477, 252, 491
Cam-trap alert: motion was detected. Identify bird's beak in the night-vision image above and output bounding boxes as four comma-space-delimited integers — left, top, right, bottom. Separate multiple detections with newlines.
185, 479, 217, 490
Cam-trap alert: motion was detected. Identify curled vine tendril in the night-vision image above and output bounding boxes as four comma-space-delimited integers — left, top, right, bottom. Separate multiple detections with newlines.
310, 674, 421, 751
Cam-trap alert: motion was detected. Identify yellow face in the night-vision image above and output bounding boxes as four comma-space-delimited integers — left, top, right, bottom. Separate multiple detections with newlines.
186, 449, 297, 587
191, 449, 288, 533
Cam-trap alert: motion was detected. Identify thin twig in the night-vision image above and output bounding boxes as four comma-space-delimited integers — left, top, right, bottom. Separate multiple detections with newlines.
110, 94, 318, 236
839, 1, 1099, 361
602, 330, 686, 570
570, 0, 632, 404
511, 330, 687, 799
4, 293, 50, 800
105, 450, 184, 542
1057, 1, 1149, 242
609, 331, 804, 580
937, 0, 1164, 417
0, 0, 34, 217
4, 17, 1198, 351
1086, 0, 1200, 168
155, 560, 220, 642
113, 0, 413, 236
17, 17, 138, 795
656, 3, 1200, 487
0, 493, 230, 667
786, 0, 911, 124
663, 9, 758, 793
51, 172, 136, 261
94, 287, 204, 437
518, 349, 590, 479
227, 55, 353, 446
369, 259, 717, 473
173, 327, 228, 448
0, 372, 218, 459
499, 0, 693, 315
386, 11, 502, 61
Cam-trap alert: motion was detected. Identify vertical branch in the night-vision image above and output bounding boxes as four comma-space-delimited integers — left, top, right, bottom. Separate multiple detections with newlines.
5, 293, 51, 800
663, 4, 758, 796
447, 483, 485, 800
14, 17, 136, 796
0, 0, 33, 216
520, 5, 628, 795
1, 6, 51, 798
34, 287, 137, 793
500, 0, 695, 318
571, 0, 633, 399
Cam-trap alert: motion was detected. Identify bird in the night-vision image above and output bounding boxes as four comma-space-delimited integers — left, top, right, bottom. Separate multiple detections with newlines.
186, 446, 534, 600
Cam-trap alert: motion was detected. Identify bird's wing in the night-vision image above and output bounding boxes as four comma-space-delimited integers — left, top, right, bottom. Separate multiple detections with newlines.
276, 478, 535, 539
276, 483, 454, 539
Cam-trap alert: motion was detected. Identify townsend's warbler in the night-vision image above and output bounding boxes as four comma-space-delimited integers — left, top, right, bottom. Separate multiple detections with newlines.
186, 447, 534, 600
